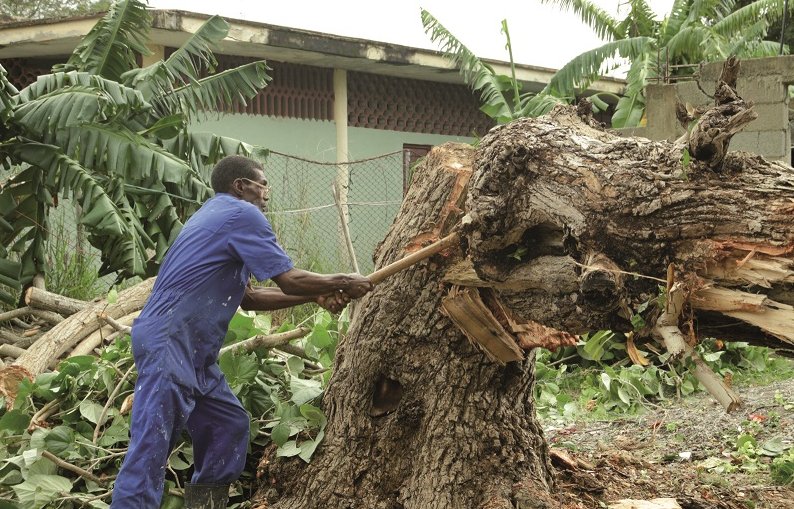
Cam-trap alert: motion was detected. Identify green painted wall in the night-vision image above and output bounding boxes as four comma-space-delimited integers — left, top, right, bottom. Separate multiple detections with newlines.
191, 114, 473, 272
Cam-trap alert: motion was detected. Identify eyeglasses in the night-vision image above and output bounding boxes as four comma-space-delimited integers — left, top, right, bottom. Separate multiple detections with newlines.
239, 178, 270, 193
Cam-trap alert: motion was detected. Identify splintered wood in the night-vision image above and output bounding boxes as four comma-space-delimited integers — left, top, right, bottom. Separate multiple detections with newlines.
441, 286, 576, 365
442, 286, 524, 364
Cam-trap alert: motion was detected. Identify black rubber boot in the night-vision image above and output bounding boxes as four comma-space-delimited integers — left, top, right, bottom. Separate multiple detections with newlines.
183, 483, 230, 509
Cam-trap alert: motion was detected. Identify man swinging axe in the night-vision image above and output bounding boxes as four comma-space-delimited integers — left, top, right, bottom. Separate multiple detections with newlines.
110, 155, 373, 508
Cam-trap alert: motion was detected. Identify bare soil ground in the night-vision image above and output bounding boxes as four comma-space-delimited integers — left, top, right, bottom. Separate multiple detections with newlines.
545, 378, 794, 509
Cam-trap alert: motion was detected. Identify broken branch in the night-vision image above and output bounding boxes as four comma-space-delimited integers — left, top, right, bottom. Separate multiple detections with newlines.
653, 283, 742, 412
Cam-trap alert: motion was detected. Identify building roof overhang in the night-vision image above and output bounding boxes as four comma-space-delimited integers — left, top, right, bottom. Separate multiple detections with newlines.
0, 9, 625, 95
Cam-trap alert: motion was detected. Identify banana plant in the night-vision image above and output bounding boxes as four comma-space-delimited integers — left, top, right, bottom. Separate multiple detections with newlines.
421, 9, 566, 125
539, 0, 794, 127
0, 0, 271, 305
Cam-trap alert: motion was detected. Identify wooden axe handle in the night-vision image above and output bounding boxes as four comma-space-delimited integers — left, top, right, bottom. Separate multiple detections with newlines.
368, 232, 460, 285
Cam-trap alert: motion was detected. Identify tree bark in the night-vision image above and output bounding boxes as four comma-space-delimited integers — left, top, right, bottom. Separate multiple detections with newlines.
257, 63, 794, 507
259, 145, 555, 509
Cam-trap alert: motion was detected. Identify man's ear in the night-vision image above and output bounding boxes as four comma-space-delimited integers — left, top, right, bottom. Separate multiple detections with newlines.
230, 178, 244, 197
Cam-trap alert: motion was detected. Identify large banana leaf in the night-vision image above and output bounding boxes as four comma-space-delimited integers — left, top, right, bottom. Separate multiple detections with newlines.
0, 64, 18, 123
0, 164, 48, 303
610, 53, 652, 128
615, 0, 658, 38
57, 0, 151, 82
664, 24, 715, 61
10, 142, 152, 278
543, 37, 654, 98
712, 0, 790, 37
660, 0, 693, 43
516, 93, 567, 118
538, 0, 621, 40
154, 62, 271, 120
124, 16, 230, 101
421, 9, 515, 122
14, 87, 116, 135
53, 124, 198, 185
18, 71, 149, 111
163, 131, 268, 179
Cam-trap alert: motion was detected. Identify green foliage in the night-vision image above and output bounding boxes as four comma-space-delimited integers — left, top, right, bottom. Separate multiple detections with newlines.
0, 308, 343, 506
699, 395, 794, 484
421, 10, 565, 124
543, 0, 794, 127
426, 0, 794, 129
43, 207, 106, 301
534, 332, 792, 420
0, 0, 271, 305
0, 0, 109, 20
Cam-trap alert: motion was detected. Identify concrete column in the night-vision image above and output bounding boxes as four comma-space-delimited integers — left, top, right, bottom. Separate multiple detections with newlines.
333, 69, 355, 270
141, 44, 165, 67
645, 84, 681, 141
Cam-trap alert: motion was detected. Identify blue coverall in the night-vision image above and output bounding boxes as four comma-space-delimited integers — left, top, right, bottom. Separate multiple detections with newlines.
110, 193, 294, 508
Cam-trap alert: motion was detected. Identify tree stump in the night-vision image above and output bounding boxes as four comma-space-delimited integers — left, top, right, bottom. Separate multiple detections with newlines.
257, 60, 794, 508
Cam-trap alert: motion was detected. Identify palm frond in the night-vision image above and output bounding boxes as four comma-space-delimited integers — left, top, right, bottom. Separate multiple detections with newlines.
537, 0, 622, 40
421, 9, 514, 121
712, 0, 781, 37
154, 61, 271, 119
543, 36, 654, 98
123, 16, 230, 100
57, 0, 151, 81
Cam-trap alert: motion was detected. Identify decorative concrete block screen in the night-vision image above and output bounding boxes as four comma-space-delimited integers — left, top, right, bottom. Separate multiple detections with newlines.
347, 71, 493, 137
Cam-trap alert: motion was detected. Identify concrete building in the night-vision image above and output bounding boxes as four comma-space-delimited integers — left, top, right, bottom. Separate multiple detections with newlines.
1, 9, 626, 271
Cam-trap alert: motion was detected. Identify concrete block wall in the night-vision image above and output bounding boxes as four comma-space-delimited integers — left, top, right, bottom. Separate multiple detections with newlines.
617, 55, 793, 165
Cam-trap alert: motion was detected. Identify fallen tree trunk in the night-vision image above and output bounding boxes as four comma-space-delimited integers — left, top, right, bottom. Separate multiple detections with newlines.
24, 287, 89, 316
0, 278, 154, 402
257, 59, 794, 508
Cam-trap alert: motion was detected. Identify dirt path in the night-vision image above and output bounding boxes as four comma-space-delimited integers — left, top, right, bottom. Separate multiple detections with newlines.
544, 378, 794, 508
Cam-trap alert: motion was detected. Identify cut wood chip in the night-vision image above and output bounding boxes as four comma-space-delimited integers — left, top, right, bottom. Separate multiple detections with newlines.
608, 499, 681, 509
549, 447, 595, 470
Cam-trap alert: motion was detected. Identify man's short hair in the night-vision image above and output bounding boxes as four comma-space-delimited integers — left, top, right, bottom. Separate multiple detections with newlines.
210, 156, 264, 193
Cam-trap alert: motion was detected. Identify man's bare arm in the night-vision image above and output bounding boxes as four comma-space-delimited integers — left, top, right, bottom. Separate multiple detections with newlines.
272, 268, 373, 298
241, 286, 350, 313
240, 286, 315, 311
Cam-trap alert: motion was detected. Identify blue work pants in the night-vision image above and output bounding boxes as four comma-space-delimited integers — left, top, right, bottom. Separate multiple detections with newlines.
110, 354, 250, 507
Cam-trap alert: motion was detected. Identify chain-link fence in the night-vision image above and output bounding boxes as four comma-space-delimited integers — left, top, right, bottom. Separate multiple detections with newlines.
264, 150, 406, 275
24, 149, 407, 303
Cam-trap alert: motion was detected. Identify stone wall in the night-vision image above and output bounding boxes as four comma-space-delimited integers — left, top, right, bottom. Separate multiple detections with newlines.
615, 55, 794, 165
